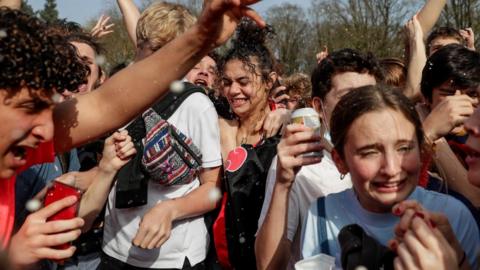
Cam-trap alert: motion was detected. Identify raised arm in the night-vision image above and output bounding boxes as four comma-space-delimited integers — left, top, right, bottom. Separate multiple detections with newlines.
416, 0, 447, 36
77, 131, 135, 231
0, 0, 20, 9
404, 15, 427, 101
117, 0, 141, 46
255, 124, 323, 270
53, 0, 265, 153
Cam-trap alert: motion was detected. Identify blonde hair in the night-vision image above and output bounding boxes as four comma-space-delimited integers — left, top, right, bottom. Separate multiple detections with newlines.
136, 1, 196, 51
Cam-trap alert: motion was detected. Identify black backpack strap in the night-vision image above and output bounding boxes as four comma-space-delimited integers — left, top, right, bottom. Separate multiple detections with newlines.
152, 82, 206, 119
316, 196, 330, 255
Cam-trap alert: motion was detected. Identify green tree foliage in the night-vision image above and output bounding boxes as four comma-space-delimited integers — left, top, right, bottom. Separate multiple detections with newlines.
21, 0, 35, 16
309, 0, 416, 59
266, 3, 315, 74
82, 0, 480, 76
84, 3, 135, 73
39, 0, 59, 23
441, 0, 480, 29
438, 0, 480, 50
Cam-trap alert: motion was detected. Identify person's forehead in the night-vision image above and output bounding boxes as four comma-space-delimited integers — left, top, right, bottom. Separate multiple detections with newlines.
71, 41, 96, 60
331, 72, 376, 91
0, 87, 54, 104
431, 36, 461, 45
202, 56, 216, 66
224, 59, 259, 77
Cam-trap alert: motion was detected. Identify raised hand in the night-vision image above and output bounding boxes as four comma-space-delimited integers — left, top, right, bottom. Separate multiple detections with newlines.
276, 124, 323, 186
99, 130, 136, 174
405, 14, 424, 48
9, 196, 84, 267
459, 28, 475, 51
393, 216, 458, 270
390, 200, 465, 268
90, 14, 115, 39
316, 46, 328, 64
423, 94, 477, 141
197, 0, 265, 48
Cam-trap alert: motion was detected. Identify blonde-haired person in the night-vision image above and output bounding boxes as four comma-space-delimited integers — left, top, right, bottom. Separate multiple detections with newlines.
99, 2, 226, 270
134, 2, 196, 60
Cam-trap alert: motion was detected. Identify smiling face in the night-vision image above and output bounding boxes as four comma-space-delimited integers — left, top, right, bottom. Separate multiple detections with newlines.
185, 55, 217, 89
222, 58, 270, 120
0, 88, 54, 179
71, 41, 100, 95
336, 108, 421, 213
465, 106, 480, 186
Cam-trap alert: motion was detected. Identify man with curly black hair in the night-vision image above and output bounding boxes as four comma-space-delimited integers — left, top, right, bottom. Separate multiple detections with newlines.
0, 1, 265, 268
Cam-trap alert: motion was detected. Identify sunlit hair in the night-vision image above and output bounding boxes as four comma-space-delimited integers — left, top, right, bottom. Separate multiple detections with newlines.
421, 44, 480, 102
330, 84, 424, 159
0, 8, 88, 96
136, 1, 196, 51
311, 48, 384, 101
219, 18, 277, 86
283, 73, 312, 108
380, 58, 406, 88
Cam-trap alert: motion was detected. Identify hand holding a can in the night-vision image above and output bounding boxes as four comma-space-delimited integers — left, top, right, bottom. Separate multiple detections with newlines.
276, 123, 325, 187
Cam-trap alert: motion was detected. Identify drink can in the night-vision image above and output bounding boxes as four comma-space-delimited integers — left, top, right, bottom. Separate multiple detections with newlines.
291, 108, 323, 158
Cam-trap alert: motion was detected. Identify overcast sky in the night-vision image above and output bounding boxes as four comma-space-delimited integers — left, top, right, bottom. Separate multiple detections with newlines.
28, 0, 311, 25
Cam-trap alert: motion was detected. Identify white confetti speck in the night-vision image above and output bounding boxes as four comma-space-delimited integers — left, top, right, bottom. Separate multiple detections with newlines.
208, 187, 222, 203
239, 237, 246, 244
170, 80, 184, 93
26, 199, 41, 212
95, 55, 106, 66
51, 93, 63, 103
0, 29, 6, 38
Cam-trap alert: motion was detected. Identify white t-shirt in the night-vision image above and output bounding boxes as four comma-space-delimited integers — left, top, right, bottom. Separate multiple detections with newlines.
102, 93, 222, 269
257, 152, 352, 268
301, 187, 480, 269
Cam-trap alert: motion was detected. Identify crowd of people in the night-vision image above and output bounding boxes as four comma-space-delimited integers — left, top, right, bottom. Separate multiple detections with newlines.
0, 0, 479, 269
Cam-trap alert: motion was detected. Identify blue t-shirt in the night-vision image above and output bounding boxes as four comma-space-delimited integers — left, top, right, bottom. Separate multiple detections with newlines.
15, 150, 80, 230
301, 187, 480, 268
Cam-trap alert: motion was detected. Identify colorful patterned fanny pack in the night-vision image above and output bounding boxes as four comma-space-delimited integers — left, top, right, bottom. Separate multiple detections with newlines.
142, 108, 202, 186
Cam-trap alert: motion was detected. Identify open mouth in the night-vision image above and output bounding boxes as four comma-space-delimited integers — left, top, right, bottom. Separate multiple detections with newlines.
465, 145, 480, 166
465, 145, 480, 157
372, 179, 406, 192
194, 79, 208, 87
11, 145, 27, 161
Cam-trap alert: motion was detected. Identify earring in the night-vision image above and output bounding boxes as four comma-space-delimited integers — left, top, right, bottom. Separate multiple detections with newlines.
340, 174, 346, 180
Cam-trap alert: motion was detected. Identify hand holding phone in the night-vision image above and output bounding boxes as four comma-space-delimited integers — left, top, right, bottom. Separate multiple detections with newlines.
44, 181, 83, 249
9, 195, 84, 267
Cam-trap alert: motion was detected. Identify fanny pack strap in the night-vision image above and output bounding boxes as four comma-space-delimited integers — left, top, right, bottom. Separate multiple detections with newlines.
152, 82, 205, 119
115, 83, 205, 208
316, 196, 330, 255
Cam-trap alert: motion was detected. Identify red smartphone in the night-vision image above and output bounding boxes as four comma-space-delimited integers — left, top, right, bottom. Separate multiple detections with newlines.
44, 181, 82, 250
